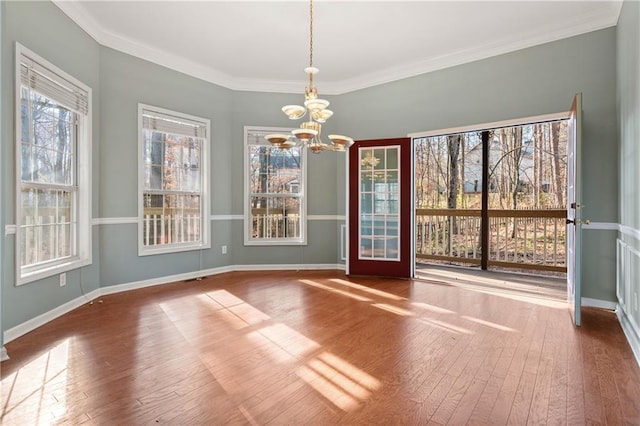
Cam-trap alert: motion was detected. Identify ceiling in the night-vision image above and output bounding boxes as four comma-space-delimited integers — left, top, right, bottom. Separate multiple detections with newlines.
53, 1, 622, 95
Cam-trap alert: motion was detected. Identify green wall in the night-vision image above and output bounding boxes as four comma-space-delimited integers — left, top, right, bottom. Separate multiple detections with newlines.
616, 0, 640, 355
0, 0, 626, 341
336, 27, 619, 301
2, 0, 101, 330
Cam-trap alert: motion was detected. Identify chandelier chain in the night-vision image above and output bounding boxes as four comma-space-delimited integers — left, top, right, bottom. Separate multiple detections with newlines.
309, 0, 314, 68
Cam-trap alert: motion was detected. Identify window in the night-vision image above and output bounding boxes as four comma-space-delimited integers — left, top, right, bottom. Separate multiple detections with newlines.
359, 146, 400, 260
138, 104, 210, 255
244, 127, 306, 245
16, 43, 92, 285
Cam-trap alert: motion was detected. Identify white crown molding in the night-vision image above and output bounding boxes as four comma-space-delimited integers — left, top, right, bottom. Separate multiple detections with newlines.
51, 0, 303, 93
52, 0, 621, 95
328, 4, 621, 94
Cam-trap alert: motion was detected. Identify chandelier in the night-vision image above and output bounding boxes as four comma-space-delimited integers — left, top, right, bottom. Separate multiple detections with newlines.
265, 0, 354, 154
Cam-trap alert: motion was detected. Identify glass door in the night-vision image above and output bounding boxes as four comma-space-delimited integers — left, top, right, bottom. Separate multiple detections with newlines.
348, 138, 411, 278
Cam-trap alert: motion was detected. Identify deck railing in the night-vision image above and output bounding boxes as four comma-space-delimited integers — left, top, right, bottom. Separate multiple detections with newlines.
416, 208, 567, 273
143, 214, 201, 246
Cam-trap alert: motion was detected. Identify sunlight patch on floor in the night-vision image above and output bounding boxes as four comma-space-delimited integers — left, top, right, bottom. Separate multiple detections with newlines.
461, 315, 515, 332
207, 289, 246, 308
297, 365, 360, 411
329, 279, 406, 301
299, 279, 372, 302
411, 302, 456, 315
257, 323, 321, 358
317, 352, 381, 391
1, 339, 70, 423
372, 303, 414, 317
245, 330, 296, 363
416, 271, 567, 309
418, 318, 473, 335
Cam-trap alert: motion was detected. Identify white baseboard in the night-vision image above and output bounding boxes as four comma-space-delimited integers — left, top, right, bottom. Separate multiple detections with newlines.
3, 263, 344, 344
99, 265, 235, 296
4, 288, 101, 343
616, 305, 640, 368
1, 346, 9, 361
582, 297, 617, 310
232, 263, 345, 272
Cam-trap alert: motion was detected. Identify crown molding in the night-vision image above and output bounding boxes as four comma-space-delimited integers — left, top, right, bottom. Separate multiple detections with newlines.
52, 0, 622, 95
328, 3, 622, 94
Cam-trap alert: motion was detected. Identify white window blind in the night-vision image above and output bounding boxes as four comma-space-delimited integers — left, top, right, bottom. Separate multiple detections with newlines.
19, 55, 89, 116
141, 109, 207, 139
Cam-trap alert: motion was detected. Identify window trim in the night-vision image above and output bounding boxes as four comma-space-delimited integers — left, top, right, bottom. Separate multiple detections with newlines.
137, 103, 211, 256
243, 126, 307, 246
15, 43, 93, 286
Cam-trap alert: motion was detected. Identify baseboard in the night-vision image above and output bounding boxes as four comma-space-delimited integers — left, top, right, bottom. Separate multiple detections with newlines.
4, 288, 101, 343
1, 346, 9, 361
232, 263, 345, 272
616, 305, 640, 368
99, 265, 235, 296
3, 263, 344, 344
582, 297, 617, 310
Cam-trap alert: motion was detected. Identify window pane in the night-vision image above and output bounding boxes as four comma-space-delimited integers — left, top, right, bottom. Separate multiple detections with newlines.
250, 196, 300, 239
20, 188, 76, 267
143, 129, 203, 194
20, 88, 29, 143
58, 224, 72, 258
249, 145, 301, 195
374, 149, 385, 169
142, 192, 202, 247
21, 143, 33, 182
23, 92, 75, 186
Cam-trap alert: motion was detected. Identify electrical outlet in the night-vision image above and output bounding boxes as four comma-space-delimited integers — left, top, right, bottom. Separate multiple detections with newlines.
60, 272, 66, 287
221, 245, 228, 254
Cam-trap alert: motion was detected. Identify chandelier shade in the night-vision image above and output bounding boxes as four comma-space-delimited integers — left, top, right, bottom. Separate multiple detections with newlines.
265, 0, 354, 154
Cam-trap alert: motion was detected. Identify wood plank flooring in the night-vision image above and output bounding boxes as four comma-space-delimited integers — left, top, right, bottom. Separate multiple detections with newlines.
1, 270, 639, 425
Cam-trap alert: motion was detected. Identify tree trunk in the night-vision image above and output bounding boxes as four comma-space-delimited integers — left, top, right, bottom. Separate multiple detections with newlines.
447, 135, 461, 241
551, 122, 564, 207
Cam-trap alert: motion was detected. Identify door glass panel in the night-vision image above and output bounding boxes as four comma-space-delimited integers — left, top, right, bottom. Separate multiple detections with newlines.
359, 146, 400, 261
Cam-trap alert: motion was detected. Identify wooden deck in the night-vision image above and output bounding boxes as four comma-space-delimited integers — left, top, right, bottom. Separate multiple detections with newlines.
2, 270, 639, 425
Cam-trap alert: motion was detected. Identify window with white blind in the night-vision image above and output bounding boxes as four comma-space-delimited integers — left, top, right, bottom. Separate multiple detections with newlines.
138, 104, 210, 255
15, 43, 92, 285
244, 126, 307, 245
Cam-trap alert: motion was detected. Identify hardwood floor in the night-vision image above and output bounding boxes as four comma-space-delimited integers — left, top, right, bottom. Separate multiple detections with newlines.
2, 270, 639, 425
